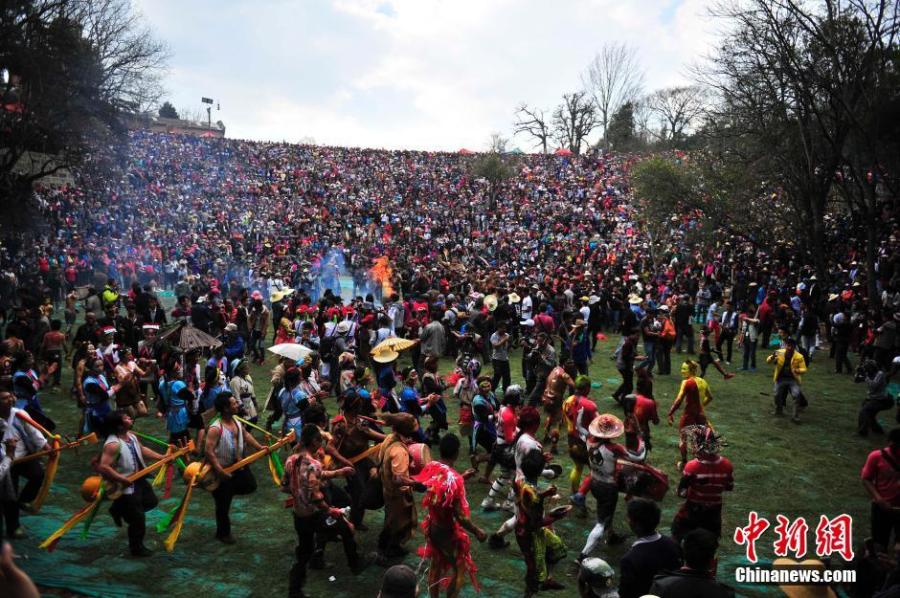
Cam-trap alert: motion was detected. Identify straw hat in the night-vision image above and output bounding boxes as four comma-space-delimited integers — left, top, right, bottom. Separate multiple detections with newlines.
372, 348, 399, 363
827, 293, 839, 302
772, 558, 837, 598
508, 292, 521, 304
627, 294, 642, 305
484, 294, 498, 312
588, 295, 600, 305
588, 414, 624, 439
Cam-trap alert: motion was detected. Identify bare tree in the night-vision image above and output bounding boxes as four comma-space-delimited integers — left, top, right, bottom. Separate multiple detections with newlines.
68, 0, 169, 113
551, 91, 598, 154
582, 42, 645, 149
487, 131, 509, 154
646, 86, 707, 145
0, 0, 169, 229
513, 103, 551, 154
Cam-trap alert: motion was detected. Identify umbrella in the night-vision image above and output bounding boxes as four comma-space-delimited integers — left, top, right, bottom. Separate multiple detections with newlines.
199, 131, 218, 138
371, 337, 418, 354
267, 343, 313, 362
554, 148, 573, 156
506, 148, 524, 155
157, 322, 222, 352
458, 148, 474, 155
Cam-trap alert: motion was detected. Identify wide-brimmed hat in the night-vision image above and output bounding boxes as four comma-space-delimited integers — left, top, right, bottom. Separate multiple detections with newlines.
773, 558, 837, 598
588, 295, 600, 305
335, 320, 352, 334
588, 414, 624, 439
372, 348, 399, 363
627, 294, 642, 305
484, 294, 498, 312
224, 323, 238, 332
508, 292, 521, 304
828, 293, 840, 302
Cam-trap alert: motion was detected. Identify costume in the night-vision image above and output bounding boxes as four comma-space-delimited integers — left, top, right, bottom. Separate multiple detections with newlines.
541, 366, 575, 445
470, 389, 498, 455
414, 461, 480, 592
1, 408, 48, 536
279, 385, 309, 440
105, 432, 158, 553
208, 418, 257, 539
562, 392, 597, 492
82, 373, 115, 435
284, 450, 359, 596
377, 432, 417, 556
672, 452, 734, 541
514, 476, 567, 593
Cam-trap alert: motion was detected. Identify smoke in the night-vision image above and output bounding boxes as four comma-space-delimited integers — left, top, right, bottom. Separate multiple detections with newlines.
308, 247, 388, 304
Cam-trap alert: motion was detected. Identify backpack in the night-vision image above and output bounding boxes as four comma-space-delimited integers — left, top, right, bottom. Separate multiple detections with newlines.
319, 325, 339, 360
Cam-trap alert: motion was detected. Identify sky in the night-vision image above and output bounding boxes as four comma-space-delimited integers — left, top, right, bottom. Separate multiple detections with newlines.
135, 0, 719, 152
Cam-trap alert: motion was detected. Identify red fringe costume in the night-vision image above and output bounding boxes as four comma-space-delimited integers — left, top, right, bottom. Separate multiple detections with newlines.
413, 461, 480, 592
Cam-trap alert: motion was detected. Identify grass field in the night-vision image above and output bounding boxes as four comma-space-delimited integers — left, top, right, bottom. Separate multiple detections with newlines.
13, 322, 883, 598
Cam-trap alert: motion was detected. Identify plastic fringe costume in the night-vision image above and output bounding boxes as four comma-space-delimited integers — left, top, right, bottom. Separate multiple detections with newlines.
159, 470, 200, 552
39, 487, 105, 551
413, 461, 480, 592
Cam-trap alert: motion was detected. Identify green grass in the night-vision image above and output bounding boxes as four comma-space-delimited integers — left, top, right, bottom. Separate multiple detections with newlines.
16, 327, 879, 598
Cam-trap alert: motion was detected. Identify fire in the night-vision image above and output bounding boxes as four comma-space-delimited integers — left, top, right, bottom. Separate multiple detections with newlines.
370, 256, 394, 297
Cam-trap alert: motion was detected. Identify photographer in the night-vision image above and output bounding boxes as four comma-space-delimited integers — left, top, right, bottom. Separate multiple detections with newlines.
857, 359, 894, 436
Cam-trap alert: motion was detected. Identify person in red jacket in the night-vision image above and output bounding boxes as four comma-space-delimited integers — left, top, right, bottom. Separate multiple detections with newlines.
861, 428, 900, 550
671, 426, 734, 542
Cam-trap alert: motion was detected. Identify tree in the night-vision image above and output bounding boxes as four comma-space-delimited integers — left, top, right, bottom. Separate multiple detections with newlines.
582, 42, 644, 150
699, 0, 900, 286
487, 131, 509, 154
646, 86, 707, 146
473, 132, 516, 211
606, 101, 637, 151
0, 0, 168, 230
158, 101, 178, 119
513, 103, 551, 154
551, 91, 598, 155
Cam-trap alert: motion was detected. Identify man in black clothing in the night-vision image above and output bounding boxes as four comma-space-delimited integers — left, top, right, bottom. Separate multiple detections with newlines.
649, 529, 734, 598
619, 498, 681, 598
190, 296, 214, 333
613, 331, 639, 404
673, 296, 694, 354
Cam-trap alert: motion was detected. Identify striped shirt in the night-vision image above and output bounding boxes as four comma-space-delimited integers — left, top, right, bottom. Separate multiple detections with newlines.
209, 419, 244, 467
683, 456, 734, 505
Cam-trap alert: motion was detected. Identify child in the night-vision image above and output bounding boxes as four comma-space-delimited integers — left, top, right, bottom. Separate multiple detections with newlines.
698, 326, 734, 380
515, 448, 570, 597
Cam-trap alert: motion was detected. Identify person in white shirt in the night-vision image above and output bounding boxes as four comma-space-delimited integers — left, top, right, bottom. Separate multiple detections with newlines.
1, 390, 50, 538
488, 406, 560, 549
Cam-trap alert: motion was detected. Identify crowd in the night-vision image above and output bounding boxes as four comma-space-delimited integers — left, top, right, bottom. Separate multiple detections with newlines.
0, 130, 899, 597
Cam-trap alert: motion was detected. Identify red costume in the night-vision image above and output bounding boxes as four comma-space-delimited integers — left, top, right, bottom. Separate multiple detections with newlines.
414, 461, 480, 591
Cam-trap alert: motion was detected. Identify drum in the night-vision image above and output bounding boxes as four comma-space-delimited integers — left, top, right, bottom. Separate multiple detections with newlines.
615, 460, 669, 501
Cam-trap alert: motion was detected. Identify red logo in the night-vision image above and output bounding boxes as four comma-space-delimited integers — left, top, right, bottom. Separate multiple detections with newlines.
734, 513, 854, 563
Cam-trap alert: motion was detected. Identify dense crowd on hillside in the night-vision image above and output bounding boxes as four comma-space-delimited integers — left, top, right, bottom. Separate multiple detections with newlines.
0, 131, 899, 598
